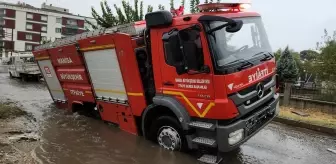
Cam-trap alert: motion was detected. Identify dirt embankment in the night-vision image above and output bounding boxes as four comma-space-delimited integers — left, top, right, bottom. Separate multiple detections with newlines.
0, 100, 40, 164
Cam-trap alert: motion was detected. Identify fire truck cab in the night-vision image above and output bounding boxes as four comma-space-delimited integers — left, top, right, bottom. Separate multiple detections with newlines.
33, 2, 279, 163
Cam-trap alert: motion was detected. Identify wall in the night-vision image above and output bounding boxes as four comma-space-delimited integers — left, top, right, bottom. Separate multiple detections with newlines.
46, 14, 62, 40
279, 96, 336, 114
14, 10, 26, 32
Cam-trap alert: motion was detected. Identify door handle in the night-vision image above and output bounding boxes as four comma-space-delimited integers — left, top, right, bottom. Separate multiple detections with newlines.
163, 81, 174, 86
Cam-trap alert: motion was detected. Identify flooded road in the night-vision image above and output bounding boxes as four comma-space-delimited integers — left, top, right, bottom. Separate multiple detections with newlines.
0, 73, 335, 164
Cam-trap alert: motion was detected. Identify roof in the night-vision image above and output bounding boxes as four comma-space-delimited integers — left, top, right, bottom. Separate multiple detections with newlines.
0, 1, 93, 19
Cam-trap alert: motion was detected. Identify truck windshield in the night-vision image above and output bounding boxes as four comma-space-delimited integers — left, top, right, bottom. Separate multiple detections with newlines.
20, 57, 35, 63
208, 17, 272, 67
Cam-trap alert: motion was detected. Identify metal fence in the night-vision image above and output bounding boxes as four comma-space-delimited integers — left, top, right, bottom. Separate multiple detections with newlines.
291, 87, 336, 103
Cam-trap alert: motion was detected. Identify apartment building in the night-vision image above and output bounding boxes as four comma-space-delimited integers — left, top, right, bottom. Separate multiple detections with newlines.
0, 2, 96, 58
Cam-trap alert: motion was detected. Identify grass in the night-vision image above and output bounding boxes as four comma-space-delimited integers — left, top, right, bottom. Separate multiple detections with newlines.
279, 106, 336, 129
0, 102, 27, 119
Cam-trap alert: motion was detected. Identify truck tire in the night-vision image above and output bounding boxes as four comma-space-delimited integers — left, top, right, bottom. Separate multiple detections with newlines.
150, 116, 187, 151
9, 72, 13, 78
21, 75, 27, 82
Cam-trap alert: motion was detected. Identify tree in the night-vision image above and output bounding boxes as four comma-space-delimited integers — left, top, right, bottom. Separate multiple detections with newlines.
140, 1, 144, 20
41, 38, 52, 44
274, 48, 283, 61
147, 5, 153, 13
276, 46, 299, 82
190, 0, 196, 13
158, 4, 165, 10
300, 50, 319, 61
181, 0, 186, 7
314, 29, 336, 82
87, 0, 163, 29
170, 0, 175, 9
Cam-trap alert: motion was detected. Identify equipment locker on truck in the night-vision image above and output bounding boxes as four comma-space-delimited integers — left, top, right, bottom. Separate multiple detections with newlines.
33, 2, 279, 163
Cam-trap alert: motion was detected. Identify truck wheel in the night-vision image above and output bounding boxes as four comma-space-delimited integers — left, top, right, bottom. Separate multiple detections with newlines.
150, 116, 187, 151
9, 72, 13, 78
21, 75, 27, 82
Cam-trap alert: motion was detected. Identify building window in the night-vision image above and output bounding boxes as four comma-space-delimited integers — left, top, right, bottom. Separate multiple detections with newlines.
41, 26, 47, 32
63, 28, 78, 35
26, 23, 33, 30
2, 9, 6, 15
1, 19, 5, 26
41, 15, 48, 21
41, 36, 47, 41
27, 13, 33, 19
25, 44, 33, 51
66, 19, 77, 26
55, 28, 61, 33
26, 34, 32, 40
56, 18, 61, 23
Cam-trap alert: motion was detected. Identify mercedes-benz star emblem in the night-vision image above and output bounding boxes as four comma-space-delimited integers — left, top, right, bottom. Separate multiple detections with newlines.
256, 83, 264, 99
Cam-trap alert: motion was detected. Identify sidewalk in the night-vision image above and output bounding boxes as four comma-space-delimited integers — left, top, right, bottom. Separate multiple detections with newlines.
273, 106, 336, 135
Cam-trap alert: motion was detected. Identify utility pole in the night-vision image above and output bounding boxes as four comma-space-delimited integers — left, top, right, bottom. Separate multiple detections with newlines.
0, 8, 4, 60
10, 28, 13, 56
39, 31, 42, 45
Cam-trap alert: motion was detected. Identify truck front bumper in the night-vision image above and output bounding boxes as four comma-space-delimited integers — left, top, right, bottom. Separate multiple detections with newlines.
216, 94, 280, 152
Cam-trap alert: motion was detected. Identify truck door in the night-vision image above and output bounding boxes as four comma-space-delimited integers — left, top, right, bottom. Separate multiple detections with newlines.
9, 56, 17, 77
156, 25, 215, 118
15, 57, 23, 75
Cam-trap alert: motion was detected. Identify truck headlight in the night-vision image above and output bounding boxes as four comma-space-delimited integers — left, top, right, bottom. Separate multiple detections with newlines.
228, 129, 244, 145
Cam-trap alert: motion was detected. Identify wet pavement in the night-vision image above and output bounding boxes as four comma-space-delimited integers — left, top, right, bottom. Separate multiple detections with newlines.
0, 73, 335, 164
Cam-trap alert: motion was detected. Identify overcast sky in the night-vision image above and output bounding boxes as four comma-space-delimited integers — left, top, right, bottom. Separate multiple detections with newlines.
4, 0, 336, 51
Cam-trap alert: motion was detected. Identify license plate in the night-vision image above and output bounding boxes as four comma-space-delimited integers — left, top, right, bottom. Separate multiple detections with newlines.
246, 107, 272, 135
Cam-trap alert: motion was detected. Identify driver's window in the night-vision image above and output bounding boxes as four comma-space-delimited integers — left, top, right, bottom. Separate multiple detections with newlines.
178, 27, 204, 70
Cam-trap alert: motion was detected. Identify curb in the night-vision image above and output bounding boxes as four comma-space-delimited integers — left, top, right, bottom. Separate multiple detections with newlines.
273, 117, 336, 135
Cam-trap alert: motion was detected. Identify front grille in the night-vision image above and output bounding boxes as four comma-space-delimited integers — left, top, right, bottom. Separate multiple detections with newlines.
218, 98, 275, 126
238, 76, 273, 95
244, 87, 272, 105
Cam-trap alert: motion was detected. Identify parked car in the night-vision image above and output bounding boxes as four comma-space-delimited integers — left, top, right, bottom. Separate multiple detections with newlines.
8, 54, 41, 81
1, 58, 10, 65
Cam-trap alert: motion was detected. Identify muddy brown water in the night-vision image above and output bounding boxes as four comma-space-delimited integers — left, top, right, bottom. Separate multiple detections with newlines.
0, 73, 335, 164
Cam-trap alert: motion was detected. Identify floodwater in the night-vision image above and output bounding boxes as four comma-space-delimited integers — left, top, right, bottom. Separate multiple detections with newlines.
0, 73, 335, 164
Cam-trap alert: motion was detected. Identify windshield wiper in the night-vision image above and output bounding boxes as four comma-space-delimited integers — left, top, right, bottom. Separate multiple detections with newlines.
253, 51, 273, 61
224, 59, 254, 70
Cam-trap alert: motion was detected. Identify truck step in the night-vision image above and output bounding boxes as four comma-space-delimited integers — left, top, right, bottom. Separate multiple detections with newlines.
192, 137, 217, 147
188, 121, 215, 130
198, 154, 222, 164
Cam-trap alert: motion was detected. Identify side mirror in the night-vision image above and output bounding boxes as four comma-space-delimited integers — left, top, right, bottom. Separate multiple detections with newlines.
226, 20, 243, 33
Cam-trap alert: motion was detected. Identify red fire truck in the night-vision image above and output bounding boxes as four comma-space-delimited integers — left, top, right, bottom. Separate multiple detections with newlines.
33, 2, 279, 163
